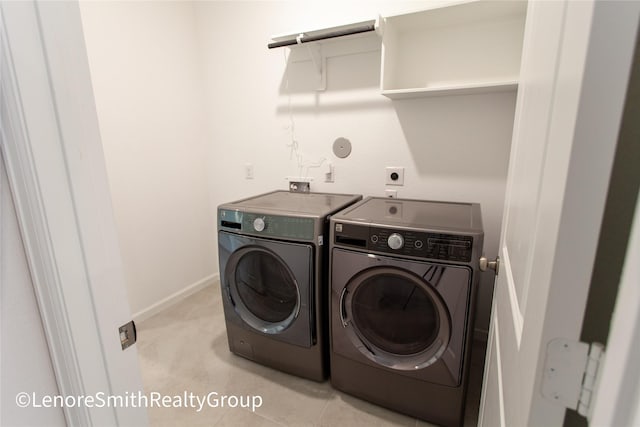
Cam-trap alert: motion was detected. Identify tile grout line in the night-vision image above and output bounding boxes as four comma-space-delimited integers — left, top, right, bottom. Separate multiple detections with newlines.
314, 393, 333, 426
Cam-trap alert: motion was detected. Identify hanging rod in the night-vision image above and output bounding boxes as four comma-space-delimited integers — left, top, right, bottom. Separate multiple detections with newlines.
268, 21, 377, 49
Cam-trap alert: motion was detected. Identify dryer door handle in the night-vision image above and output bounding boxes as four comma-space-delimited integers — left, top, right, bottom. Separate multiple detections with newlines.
339, 287, 349, 327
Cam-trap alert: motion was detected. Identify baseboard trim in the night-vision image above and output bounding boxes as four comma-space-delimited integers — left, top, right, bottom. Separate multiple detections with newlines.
132, 273, 219, 323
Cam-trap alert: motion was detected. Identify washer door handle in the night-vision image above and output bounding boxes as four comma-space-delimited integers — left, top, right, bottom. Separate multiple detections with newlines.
339, 287, 349, 327
224, 281, 235, 306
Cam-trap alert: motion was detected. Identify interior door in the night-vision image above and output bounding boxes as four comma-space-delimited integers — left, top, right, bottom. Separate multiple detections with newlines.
1, 153, 66, 426
1, 2, 147, 425
479, 1, 639, 426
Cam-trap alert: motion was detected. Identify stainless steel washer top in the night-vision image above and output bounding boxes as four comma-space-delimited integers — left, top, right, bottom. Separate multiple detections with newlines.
218, 190, 363, 243
331, 197, 483, 233
222, 190, 362, 217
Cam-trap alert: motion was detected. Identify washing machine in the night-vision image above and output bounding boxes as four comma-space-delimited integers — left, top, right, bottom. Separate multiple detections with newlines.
218, 190, 362, 381
329, 197, 484, 426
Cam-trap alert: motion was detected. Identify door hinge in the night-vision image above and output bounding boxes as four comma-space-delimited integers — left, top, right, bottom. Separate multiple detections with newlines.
541, 338, 605, 421
119, 320, 137, 350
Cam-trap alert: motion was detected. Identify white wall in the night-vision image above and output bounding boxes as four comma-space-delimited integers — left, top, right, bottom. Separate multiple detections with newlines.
79, 1, 216, 317
78, 1, 516, 332
194, 1, 516, 333
1, 155, 65, 427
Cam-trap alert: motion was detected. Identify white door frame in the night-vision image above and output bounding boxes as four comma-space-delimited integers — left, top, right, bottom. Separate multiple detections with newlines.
1, 2, 146, 425
478, 0, 639, 426
591, 191, 640, 426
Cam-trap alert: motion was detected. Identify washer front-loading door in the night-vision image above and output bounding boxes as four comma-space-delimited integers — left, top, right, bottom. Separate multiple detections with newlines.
228, 245, 300, 333
341, 266, 451, 371
219, 231, 313, 347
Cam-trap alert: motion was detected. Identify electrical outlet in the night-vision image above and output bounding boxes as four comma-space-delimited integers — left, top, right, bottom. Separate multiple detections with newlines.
385, 189, 397, 198
385, 167, 404, 186
245, 163, 254, 179
325, 163, 334, 183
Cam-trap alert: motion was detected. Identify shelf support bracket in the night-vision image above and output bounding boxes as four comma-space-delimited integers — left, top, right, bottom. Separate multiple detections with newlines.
300, 39, 326, 92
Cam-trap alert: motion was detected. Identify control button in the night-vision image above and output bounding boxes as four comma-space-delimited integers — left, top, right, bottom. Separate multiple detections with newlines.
387, 233, 404, 250
253, 217, 266, 232
414, 240, 423, 249
371, 235, 379, 243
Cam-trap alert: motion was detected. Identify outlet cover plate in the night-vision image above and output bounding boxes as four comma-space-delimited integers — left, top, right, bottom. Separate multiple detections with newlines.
386, 167, 404, 186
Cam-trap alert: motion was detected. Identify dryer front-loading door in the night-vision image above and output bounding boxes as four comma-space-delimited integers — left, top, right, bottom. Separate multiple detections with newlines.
331, 248, 472, 386
341, 266, 451, 371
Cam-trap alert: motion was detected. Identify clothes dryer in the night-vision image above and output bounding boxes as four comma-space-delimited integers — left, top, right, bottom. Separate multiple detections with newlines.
218, 190, 361, 381
329, 197, 483, 426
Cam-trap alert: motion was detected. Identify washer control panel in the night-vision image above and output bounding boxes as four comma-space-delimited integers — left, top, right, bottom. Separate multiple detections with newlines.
334, 222, 474, 262
387, 233, 404, 250
219, 209, 315, 241
253, 217, 266, 232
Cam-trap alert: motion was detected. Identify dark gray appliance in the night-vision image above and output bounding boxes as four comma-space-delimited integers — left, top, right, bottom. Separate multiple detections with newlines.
329, 197, 483, 426
218, 190, 362, 381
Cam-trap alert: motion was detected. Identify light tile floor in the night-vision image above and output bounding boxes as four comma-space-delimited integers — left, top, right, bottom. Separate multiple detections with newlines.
137, 283, 486, 427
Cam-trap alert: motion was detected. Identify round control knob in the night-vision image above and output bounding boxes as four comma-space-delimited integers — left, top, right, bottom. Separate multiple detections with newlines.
387, 233, 404, 250
253, 217, 266, 232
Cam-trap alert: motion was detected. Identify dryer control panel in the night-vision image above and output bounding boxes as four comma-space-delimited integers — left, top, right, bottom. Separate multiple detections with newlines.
333, 223, 473, 262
